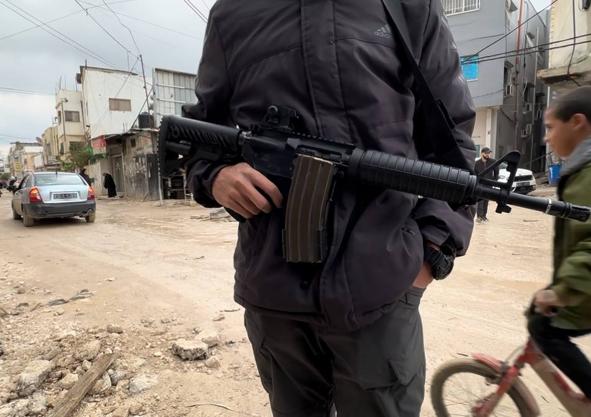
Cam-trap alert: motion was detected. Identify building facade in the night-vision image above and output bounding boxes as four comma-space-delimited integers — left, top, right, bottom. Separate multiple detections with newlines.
76, 65, 158, 199
538, 0, 591, 92
7, 143, 43, 177
152, 68, 196, 128
41, 126, 60, 168
445, 0, 549, 171
55, 89, 85, 162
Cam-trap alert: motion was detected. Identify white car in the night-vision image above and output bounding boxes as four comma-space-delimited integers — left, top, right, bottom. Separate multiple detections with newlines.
497, 162, 537, 195
11, 172, 96, 227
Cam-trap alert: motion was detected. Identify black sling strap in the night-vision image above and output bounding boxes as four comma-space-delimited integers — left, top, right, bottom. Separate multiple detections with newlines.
381, 0, 475, 172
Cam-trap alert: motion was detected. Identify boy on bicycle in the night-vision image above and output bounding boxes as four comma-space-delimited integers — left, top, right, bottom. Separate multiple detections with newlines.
528, 86, 591, 399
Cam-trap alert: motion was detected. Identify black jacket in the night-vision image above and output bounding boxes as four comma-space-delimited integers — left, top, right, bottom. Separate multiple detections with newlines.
185, 0, 476, 331
474, 158, 499, 180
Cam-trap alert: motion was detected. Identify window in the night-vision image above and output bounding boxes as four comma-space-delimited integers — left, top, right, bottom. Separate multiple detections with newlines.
57, 111, 62, 124
65, 111, 80, 122
34, 173, 84, 186
460, 55, 479, 81
109, 98, 132, 112
443, 0, 480, 15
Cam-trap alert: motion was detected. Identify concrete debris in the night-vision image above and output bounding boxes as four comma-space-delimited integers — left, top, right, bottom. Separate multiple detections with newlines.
204, 357, 221, 369
128, 374, 158, 395
106, 324, 124, 334
0, 399, 30, 417
200, 331, 221, 348
75, 340, 101, 361
109, 370, 127, 386
16, 360, 54, 397
91, 373, 112, 395
171, 339, 208, 361
128, 401, 145, 416
59, 373, 79, 390
27, 392, 47, 416
82, 360, 92, 372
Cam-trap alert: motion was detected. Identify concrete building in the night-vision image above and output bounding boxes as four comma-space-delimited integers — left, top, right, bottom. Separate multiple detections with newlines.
538, 0, 591, 92
41, 125, 60, 169
0, 154, 7, 174
152, 68, 196, 128
77, 66, 147, 141
445, 0, 549, 171
55, 89, 85, 162
152, 68, 197, 199
77, 65, 159, 199
7, 142, 43, 177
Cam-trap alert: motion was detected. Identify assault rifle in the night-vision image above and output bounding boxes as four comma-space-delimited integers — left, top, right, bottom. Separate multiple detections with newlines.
159, 106, 591, 263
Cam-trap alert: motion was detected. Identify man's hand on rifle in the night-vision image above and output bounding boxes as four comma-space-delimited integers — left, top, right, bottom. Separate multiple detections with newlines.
212, 163, 283, 219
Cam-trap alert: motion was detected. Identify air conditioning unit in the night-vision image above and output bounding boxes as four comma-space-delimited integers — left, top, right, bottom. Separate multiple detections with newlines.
505, 84, 515, 97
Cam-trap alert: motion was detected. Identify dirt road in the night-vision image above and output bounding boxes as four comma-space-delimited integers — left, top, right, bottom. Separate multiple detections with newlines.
0, 194, 589, 417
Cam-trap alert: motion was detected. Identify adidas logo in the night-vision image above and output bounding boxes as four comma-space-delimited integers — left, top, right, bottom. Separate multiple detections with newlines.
374, 25, 392, 39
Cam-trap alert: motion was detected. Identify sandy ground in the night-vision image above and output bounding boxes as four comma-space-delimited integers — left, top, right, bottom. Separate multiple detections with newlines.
0, 192, 589, 417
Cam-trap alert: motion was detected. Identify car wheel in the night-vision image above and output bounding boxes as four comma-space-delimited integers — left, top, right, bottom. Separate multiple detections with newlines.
22, 212, 35, 227
85, 212, 96, 223
12, 205, 21, 220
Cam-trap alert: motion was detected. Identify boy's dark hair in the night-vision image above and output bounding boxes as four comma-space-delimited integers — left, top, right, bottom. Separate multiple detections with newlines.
550, 86, 591, 123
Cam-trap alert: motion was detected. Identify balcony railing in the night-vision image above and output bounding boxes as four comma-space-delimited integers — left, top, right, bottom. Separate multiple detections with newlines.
442, 0, 481, 16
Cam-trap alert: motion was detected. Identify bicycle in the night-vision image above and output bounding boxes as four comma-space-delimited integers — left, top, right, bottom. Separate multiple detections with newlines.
430, 338, 591, 417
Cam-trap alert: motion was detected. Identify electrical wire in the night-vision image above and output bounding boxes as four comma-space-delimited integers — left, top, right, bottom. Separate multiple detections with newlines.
0, 86, 53, 96
0, 0, 137, 42
463, 0, 562, 62
463, 33, 591, 64
0, 0, 115, 67
472, 38, 591, 65
183, 0, 207, 23
101, 0, 141, 55
74, 0, 136, 57
78, 2, 199, 40
115, 11, 199, 39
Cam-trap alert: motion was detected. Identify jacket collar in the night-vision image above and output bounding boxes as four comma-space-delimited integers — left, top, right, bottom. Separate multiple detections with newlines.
561, 137, 591, 177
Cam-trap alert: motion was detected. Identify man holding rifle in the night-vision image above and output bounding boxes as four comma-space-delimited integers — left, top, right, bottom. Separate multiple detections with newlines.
183, 1, 476, 416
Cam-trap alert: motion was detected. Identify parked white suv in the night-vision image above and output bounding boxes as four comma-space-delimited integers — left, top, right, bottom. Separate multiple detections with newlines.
497, 162, 537, 195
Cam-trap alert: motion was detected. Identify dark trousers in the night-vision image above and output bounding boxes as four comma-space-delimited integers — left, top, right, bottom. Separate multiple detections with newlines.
528, 313, 591, 398
476, 199, 489, 219
244, 287, 426, 417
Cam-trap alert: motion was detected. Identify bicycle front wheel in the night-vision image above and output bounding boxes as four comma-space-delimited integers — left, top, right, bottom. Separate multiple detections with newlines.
431, 359, 534, 417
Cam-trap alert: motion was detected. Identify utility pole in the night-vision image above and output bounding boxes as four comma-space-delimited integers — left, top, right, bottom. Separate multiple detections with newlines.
513, 0, 525, 152
530, 26, 540, 171
139, 54, 150, 109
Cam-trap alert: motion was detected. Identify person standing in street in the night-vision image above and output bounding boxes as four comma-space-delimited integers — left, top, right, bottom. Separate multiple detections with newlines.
474, 147, 499, 223
184, 1, 476, 416
102, 172, 117, 198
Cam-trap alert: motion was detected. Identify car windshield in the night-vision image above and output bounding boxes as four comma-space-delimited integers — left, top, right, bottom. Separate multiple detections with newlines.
499, 162, 508, 170
34, 174, 84, 186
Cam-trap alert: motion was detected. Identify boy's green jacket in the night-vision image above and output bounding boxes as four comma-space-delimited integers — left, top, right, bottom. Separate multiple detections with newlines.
552, 137, 591, 330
